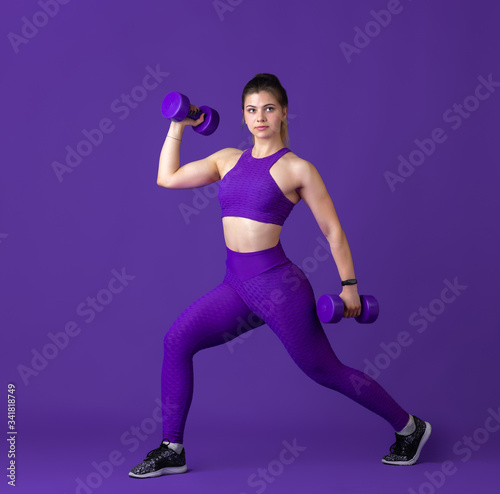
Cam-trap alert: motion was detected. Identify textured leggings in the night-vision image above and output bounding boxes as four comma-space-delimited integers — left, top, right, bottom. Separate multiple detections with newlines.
161, 240, 409, 443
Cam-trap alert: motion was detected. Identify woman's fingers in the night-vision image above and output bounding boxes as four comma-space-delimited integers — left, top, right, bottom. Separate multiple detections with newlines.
182, 105, 205, 126
188, 104, 200, 115
344, 303, 362, 318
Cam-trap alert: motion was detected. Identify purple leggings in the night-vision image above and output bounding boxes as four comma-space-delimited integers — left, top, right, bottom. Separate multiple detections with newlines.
161, 240, 409, 443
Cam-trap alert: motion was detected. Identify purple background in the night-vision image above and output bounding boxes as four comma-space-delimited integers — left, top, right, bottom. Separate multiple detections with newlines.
2, 0, 499, 493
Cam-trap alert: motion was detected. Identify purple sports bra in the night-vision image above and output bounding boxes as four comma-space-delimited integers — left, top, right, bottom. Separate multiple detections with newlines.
218, 147, 296, 226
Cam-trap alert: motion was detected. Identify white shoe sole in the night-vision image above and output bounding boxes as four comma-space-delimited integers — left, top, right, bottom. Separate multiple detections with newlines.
129, 464, 188, 478
381, 421, 432, 466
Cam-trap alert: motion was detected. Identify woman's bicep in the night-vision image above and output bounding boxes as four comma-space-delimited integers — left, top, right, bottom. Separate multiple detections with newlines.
160, 150, 221, 189
297, 161, 342, 239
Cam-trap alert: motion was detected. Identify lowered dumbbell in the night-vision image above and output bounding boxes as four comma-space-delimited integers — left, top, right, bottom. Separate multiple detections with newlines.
317, 294, 379, 324
161, 91, 220, 136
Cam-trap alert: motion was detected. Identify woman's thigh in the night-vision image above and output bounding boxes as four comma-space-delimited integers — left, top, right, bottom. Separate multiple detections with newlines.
164, 279, 266, 356
236, 261, 342, 373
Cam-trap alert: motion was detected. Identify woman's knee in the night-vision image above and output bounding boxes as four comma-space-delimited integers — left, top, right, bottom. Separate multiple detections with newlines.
300, 361, 334, 387
287, 348, 346, 388
163, 317, 195, 356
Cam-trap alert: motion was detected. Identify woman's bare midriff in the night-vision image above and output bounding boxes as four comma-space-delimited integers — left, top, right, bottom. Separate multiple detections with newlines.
219, 148, 301, 253
222, 217, 282, 252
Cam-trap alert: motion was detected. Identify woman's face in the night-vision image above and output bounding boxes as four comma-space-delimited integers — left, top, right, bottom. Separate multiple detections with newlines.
243, 90, 287, 140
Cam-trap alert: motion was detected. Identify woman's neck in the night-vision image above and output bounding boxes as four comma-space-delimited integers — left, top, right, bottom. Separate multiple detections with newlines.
251, 138, 286, 159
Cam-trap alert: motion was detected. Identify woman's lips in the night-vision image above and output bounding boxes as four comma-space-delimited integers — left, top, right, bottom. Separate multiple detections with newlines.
256, 126, 267, 130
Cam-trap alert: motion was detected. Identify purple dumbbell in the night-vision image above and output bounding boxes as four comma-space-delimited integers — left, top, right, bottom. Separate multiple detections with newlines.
161, 91, 220, 136
316, 294, 379, 324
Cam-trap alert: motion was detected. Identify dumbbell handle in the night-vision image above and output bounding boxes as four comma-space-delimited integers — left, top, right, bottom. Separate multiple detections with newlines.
185, 106, 207, 119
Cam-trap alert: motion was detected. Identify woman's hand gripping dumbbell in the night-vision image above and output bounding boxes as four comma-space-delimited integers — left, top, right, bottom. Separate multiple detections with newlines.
317, 293, 380, 324
161, 91, 220, 136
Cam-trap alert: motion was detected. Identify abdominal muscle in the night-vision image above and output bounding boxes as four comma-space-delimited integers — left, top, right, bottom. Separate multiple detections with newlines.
222, 217, 283, 253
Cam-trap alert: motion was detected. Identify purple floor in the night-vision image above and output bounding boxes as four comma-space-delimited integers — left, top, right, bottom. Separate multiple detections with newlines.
13, 414, 500, 494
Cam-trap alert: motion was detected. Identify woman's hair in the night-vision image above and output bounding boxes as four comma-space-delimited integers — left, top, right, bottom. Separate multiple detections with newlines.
242, 73, 289, 147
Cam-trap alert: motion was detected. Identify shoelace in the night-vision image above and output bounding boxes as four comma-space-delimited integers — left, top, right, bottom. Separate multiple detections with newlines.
389, 439, 403, 455
389, 433, 414, 455
145, 443, 172, 460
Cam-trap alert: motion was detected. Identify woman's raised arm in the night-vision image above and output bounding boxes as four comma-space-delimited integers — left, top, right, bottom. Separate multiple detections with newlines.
157, 109, 225, 189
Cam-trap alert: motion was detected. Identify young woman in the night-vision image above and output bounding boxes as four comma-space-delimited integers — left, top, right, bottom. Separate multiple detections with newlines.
129, 74, 431, 479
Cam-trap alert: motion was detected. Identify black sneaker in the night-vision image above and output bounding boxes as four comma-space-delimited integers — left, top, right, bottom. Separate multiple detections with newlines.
129, 440, 187, 478
382, 415, 432, 465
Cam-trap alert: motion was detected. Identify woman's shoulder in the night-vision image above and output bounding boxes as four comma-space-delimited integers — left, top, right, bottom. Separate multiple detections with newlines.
282, 150, 326, 188
283, 150, 316, 175
213, 147, 246, 176
209, 147, 245, 166
215, 147, 246, 160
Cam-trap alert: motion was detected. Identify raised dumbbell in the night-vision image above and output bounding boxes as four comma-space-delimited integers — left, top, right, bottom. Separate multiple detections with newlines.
161, 91, 220, 136
316, 294, 379, 324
